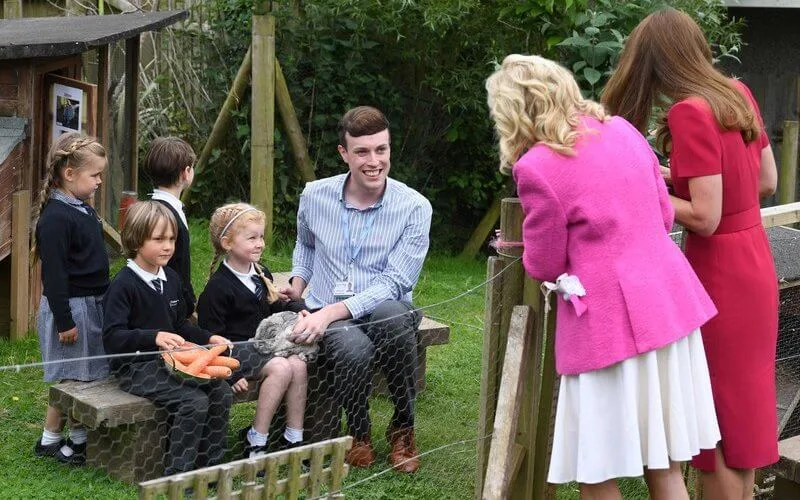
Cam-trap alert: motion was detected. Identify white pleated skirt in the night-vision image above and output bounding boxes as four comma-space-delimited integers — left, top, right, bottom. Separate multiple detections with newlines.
547, 329, 721, 485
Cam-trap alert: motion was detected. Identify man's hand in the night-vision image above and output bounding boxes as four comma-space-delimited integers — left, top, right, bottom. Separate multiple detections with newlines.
156, 331, 185, 350
58, 327, 78, 344
279, 286, 302, 301
231, 377, 248, 394
290, 310, 331, 345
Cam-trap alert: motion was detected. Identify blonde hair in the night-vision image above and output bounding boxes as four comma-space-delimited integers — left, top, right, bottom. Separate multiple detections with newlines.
486, 54, 609, 173
208, 202, 279, 303
122, 201, 177, 259
33, 132, 107, 258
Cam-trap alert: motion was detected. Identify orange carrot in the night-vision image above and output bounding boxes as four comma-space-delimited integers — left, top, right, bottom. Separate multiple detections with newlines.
202, 365, 232, 378
185, 344, 228, 376
208, 356, 240, 370
171, 348, 204, 365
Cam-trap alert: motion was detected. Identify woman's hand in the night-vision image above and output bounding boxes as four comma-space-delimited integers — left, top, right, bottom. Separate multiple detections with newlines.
58, 327, 78, 344
659, 165, 672, 185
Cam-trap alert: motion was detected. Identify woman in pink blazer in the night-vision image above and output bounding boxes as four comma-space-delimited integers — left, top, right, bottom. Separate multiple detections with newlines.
486, 54, 721, 499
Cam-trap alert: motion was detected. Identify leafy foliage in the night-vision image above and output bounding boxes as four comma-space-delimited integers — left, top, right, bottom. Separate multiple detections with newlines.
153, 0, 743, 251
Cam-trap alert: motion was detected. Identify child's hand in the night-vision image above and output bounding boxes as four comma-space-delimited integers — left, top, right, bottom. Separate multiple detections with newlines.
231, 378, 248, 393
156, 331, 185, 351
208, 335, 233, 354
58, 327, 78, 344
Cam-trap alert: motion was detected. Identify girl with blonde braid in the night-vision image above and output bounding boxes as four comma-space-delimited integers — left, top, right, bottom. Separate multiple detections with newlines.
197, 203, 309, 458
33, 132, 110, 465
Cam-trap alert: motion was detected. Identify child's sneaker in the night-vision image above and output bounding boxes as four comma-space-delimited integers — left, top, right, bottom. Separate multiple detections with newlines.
239, 427, 268, 460
54, 438, 86, 466
34, 438, 64, 458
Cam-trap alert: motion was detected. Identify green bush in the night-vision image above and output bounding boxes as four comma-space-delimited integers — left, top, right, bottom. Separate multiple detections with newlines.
155, 0, 742, 251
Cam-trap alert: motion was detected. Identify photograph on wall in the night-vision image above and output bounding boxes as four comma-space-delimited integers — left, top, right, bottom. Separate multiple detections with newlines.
52, 83, 83, 142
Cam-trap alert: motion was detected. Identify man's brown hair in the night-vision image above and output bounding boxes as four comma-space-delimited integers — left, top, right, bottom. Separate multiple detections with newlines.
122, 201, 177, 259
143, 136, 196, 187
338, 106, 390, 150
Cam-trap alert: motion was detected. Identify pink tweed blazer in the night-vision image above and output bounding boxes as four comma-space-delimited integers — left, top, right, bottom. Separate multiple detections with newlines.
514, 116, 717, 375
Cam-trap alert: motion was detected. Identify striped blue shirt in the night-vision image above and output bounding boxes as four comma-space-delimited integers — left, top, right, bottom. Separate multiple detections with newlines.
291, 173, 432, 319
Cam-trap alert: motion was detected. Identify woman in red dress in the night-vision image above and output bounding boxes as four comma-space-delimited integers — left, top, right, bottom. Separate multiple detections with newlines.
603, 8, 779, 499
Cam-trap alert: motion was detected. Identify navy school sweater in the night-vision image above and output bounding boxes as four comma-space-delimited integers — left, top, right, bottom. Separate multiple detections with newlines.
197, 263, 306, 343
102, 266, 211, 372
36, 199, 109, 332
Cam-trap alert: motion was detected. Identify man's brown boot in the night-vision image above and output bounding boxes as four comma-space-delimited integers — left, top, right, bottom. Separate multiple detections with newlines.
386, 426, 420, 473
345, 437, 376, 468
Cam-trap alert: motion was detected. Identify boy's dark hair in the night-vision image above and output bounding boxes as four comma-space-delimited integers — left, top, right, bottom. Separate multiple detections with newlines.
122, 201, 177, 259
337, 106, 390, 150
143, 137, 196, 187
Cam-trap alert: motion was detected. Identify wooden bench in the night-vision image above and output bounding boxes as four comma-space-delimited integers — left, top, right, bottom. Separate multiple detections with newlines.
50, 315, 449, 483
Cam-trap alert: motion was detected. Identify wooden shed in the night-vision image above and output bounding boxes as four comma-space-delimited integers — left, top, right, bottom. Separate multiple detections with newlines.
0, 10, 187, 339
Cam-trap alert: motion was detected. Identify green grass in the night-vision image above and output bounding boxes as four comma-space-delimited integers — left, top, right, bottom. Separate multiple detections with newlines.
0, 220, 494, 499
0, 220, 652, 499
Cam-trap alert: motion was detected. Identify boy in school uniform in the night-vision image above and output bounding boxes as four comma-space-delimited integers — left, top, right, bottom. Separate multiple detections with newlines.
143, 137, 196, 317
103, 201, 233, 476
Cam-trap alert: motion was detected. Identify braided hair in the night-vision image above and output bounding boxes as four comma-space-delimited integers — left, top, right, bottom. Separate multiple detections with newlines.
208, 202, 279, 303
33, 132, 106, 258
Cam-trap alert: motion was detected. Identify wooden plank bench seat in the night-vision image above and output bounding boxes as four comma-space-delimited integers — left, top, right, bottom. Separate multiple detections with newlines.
49, 315, 449, 483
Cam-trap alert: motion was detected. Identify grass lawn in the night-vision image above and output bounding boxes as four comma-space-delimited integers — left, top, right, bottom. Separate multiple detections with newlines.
0, 220, 651, 499
0, 220, 492, 499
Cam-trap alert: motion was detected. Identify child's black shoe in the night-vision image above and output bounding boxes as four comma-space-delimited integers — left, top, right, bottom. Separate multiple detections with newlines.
55, 438, 86, 466
34, 438, 64, 458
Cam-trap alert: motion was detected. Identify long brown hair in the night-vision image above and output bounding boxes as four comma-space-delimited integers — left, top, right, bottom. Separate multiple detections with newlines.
601, 8, 760, 153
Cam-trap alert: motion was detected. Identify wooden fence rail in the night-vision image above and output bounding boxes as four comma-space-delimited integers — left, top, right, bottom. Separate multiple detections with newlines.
138, 436, 351, 500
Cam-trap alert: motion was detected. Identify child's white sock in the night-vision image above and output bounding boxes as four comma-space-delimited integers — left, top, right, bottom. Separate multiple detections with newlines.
247, 427, 268, 447
41, 429, 62, 446
284, 427, 303, 444
69, 427, 87, 445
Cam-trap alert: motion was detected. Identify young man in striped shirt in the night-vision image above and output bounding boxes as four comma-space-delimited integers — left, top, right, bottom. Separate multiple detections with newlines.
281, 106, 432, 473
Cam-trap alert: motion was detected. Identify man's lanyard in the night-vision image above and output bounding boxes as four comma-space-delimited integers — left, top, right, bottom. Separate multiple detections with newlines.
341, 203, 379, 279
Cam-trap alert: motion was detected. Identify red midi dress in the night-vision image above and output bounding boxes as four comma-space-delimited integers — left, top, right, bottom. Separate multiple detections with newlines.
669, 80, 779, 472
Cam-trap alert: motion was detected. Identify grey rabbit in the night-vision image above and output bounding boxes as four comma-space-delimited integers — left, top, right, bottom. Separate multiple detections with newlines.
252, 311, 319, 362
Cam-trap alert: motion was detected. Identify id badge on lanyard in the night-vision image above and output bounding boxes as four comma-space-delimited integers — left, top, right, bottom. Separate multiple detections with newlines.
334, 206, 377, 301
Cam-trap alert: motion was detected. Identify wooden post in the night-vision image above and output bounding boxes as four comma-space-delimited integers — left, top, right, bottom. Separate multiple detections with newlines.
251, 14, 276, 247
276, 59, 316, 183
780, 120, 799, 205
96, 45, 111, 220
461, 196, 501, 259
483, 306, 534, 499
182, 47, 253, 205
3, 0, 22, 18
10, 190, 31, 340
124, 35, 140, 192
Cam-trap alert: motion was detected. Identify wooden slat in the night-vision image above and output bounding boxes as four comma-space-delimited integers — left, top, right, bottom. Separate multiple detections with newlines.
124, 35, 140, 192
10, 190, 30, 339
95, 45, 110, 220
475, 257, 504, 499
762, 203, 800, 228
483, 306, 534, 499
780, 121, 799, 205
